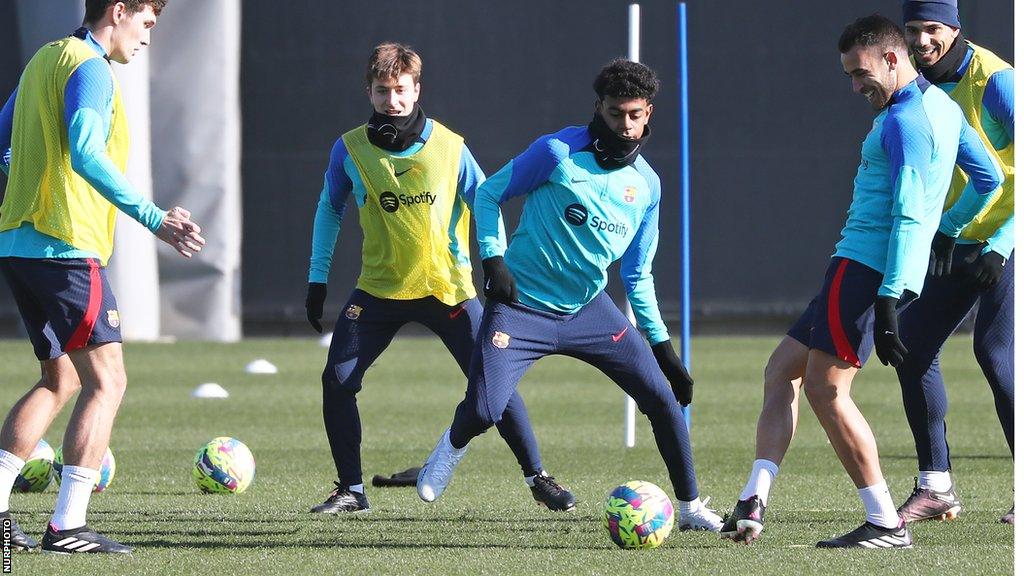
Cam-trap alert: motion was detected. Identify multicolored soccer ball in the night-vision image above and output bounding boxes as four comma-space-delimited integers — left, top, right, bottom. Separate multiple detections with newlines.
604, 480, 675, 549
52, 446, 116, 493
13, 439, 55, 493
192, 437, 255, 494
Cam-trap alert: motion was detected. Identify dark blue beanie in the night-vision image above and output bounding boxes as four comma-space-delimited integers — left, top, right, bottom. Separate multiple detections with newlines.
903, 0, 961, 28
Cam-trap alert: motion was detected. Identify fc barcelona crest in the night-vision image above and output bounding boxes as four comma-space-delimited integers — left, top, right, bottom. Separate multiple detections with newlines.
492, 331, 510, 349
623, 186, 636, 203
106, 310, 120, 328
345, 305, 363, 320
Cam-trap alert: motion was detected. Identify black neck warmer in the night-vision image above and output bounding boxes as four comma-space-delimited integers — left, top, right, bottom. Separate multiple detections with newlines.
920, 34, 969, 85
586, 113, 651, 170
367, 104, 426, 152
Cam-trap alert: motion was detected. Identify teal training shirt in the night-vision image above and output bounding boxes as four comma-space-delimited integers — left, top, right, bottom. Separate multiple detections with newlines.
475, 125, 669, 345
834, 76, 1001, 299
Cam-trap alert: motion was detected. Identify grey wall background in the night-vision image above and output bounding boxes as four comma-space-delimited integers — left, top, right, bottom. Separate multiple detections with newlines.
0, 1, 1013, 334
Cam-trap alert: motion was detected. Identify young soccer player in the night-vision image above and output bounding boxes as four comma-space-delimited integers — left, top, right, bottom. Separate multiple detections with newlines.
896, 0, 1015, 525
720, 15, 1003, 548
305, 43, 574, 514
0, 0, 205, 553
416, 59, 724, 532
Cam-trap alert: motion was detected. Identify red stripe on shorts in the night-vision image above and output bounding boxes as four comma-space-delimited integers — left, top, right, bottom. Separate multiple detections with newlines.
826, 258, 862, 368
66, 259, 102, 352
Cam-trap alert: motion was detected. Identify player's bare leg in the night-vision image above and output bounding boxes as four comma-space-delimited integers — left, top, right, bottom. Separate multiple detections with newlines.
804, 349, 908, 548
0, 356, 82, 458
723, 336, 807, 544
41, 342, 132, 554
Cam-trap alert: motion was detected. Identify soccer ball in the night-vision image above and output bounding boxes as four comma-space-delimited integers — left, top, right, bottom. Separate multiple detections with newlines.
51, 446, 116, 492
604, 480, 675, 549
192, 437, 255, 494
13, 439, 55, 493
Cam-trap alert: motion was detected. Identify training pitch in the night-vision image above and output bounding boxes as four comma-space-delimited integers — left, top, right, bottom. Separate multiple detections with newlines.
0, 336, 1011, 575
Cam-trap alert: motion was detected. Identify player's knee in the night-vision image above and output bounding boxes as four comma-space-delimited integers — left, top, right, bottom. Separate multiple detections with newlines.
803, 378, 840, 408
322, 358, 362, 395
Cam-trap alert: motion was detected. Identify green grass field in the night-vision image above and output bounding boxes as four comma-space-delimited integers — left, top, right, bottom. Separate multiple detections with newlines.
0, 335, 1012, 575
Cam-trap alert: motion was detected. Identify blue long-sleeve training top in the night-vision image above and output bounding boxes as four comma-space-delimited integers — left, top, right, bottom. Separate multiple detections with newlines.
307, 119, 486, 284
834, 75, 1004, 299
0, 28, 165, 260
475, 125, 670, 345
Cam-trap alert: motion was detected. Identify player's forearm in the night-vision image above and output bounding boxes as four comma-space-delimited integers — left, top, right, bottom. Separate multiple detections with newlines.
983, 214, 1014, 258
68, 108, 165, 231
308, 184, 344, 283
880, 216, 927, 298
474, 165, 512, 258
626, 280, 670, 345
939, 181, 999, 237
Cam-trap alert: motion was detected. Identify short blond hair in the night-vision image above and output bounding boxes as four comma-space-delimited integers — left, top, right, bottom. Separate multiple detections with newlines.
366, 43, 422, 86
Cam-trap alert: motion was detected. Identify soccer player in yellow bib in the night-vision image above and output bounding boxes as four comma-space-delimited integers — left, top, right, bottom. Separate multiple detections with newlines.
305, 43, 574, 513
0, 0, 205, 554
894, 0, 1015, 525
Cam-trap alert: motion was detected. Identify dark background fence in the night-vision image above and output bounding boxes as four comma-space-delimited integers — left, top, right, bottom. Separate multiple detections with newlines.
0, 1, 1013, 335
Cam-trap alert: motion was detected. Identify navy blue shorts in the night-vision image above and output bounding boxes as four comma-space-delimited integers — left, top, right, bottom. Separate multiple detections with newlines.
787, 257, 882, 368
0, 257, 122, 361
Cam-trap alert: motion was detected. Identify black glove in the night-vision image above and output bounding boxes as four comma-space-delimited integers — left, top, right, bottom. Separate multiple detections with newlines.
305, 282, 327, 333
928, 231, 957, 276
481, 256, 518, 304
873, 296, 907, 367
651, 340, 693, 406
970, 250, 1007, 290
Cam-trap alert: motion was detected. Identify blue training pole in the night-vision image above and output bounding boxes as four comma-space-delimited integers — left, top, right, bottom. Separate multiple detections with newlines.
678, 2, 692, 429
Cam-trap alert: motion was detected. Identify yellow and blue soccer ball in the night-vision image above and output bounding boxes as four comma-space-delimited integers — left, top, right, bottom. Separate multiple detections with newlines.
13, 439, 55, 493
192, 437, 255, 494
604, 480, 675, 549
52, 446, 116, 492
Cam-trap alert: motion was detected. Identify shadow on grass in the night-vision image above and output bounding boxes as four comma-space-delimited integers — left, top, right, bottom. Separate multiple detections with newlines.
126, 539, 726, 551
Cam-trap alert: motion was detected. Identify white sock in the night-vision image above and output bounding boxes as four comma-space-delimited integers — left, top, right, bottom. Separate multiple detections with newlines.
918, 470, 952, 492
0, 450, 25, 512
738, 459, 779, 504
50, 465, 98, 531
858, 481, 900, 529
524, 470, 547, 488
348, 483, 364, 494
677, 497, 702, 514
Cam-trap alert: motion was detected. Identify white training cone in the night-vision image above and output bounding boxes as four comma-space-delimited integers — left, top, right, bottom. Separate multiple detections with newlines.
191, 383, 229, 399
245, 358, 278, 374
319, 332, 333, 348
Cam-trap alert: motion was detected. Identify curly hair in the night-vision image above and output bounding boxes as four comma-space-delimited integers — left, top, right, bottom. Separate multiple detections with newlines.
593, 58, 660, 101
85, 0, 167, 24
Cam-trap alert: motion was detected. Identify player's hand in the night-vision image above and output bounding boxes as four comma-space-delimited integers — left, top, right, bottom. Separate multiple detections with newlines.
928, 231, 957, 276
970, 250, 1006, 290
156, 206, 205, 258
305, 282, 327, 333
481, 256, 518, 304
873, 296, 907, 368
651, 340, 693, 406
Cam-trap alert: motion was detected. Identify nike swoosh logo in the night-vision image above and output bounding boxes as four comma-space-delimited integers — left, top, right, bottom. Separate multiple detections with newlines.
571, 178, 587, 184
449, 307, 465, 320
395, 168, 412, 177
612, 327, 629, 342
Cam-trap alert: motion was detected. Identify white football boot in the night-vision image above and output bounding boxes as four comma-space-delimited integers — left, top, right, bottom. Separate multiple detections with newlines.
417, 428, 468, 502
678, 497, 725, 531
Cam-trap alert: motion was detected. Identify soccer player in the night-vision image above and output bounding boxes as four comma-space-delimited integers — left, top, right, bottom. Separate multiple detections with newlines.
416, 59, 724, 532
305, 43, 574, 514
895, 0, 1015, 525
719, 15, 1004, 548
0, 0, 205, 554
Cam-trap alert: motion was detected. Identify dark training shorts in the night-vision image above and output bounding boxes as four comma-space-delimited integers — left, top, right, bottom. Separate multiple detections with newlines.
0, 257, 122, 361
787, 257, 883, 368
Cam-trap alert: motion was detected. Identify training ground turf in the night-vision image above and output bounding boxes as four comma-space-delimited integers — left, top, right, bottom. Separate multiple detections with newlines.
0, 336, 1012, 575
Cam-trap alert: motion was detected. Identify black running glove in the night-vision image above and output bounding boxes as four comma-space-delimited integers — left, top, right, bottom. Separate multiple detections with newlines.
482, 256, 518, 304
652, 340, 694, 406
306, 282, 327, 333
928, 231, 957, 276
873, 296, 907, 367
970, 250, 1007, 290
